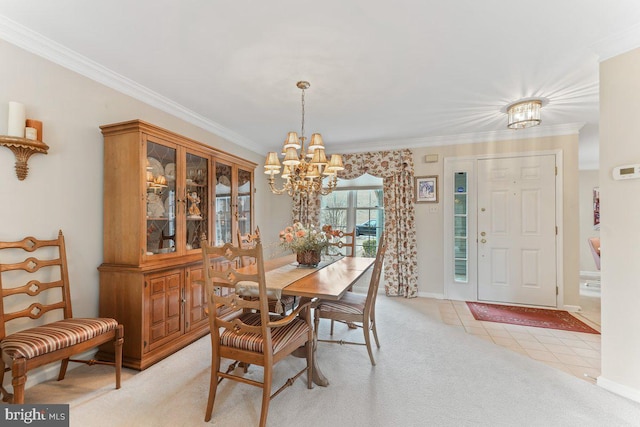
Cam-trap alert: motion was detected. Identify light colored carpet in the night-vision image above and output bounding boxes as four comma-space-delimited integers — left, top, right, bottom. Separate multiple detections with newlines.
20, 296, 640, 426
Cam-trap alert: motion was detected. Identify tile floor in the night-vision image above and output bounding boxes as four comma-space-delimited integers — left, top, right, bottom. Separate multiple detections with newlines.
433, 286, 601, 383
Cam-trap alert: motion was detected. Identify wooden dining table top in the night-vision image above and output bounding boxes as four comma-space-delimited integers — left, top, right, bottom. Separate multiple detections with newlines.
249, 254, 376, 300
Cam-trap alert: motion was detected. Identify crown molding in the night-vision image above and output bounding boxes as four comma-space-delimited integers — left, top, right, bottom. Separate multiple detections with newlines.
338, 123, 585, 154
591, 22, 640, 62
0, 14, 256, 151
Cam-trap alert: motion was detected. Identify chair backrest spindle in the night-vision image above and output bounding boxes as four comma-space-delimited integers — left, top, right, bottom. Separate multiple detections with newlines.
0, 230, 73, 339
201, 240, 271, 338
326, 229, 355, 257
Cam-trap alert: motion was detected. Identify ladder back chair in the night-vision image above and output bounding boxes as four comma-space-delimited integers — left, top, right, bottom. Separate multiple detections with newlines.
326, 229, 356, 257
0, 230, 123, 404
314, 233, 386, 365
237, 227, 296, 314
201, 240, 313, 426
237, 226, 262, 268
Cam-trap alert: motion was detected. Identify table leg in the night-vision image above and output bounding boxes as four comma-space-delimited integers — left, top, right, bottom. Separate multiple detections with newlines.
292, 297, 329, 387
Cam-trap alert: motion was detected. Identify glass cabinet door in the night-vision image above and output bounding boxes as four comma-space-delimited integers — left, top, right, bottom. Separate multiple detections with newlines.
185, 152, 209, 252
146, 140, 177, 256
215, 161, 232, 245
236, 167, 253, 238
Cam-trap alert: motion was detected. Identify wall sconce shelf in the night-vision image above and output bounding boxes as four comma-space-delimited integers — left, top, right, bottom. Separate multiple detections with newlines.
0, 135, 49, 180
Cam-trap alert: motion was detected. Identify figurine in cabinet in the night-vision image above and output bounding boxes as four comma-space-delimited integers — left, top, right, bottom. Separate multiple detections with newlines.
188, 192, 202, 219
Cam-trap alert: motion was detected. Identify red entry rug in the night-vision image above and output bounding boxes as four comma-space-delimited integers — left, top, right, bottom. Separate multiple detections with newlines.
466, 302, 600, 334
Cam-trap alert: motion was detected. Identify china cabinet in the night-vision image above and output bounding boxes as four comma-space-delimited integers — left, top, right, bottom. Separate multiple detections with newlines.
98, 120, 255, 369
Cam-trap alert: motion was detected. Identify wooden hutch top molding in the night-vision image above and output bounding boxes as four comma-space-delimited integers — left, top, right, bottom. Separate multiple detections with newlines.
100, 119, 257, 169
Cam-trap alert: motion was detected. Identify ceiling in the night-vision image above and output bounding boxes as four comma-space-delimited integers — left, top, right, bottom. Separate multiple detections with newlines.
2, 1, 640, 169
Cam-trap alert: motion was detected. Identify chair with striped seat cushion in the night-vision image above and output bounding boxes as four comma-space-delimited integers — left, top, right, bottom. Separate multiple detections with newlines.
314, 233, 386, 365
0, 230, 123, 404
1, 318, 119, 360
219, 313, 310, 354
201, 238, 313, 427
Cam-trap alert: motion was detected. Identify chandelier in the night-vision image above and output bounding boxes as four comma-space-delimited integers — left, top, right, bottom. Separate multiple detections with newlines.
506, 99, 542, 129
264, 81, 344, 196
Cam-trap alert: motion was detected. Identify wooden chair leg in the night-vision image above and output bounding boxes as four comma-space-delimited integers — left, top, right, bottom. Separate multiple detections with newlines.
115, 325, 124, 389
0, 362, 12, 403
204, 355, 220, 422
371, 312, 381, 348
307, 328, 314, 389
330, 319, 335, 335
58, 358, 69, 381
11, 359, 27, 404
363, 318, 376, 366
314, 311, 320, 338
259, 365, 272, 427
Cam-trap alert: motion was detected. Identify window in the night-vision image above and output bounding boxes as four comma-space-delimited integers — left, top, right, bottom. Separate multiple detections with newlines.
453, 172, 468, 282
321, 187, 384, 257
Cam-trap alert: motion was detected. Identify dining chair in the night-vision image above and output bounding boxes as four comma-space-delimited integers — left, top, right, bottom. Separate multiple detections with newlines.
201, 239, 313, 426
326, 229, 356, 257
237, 227, 296, 314
0, 230, 123, 404
314, 233, 386, 365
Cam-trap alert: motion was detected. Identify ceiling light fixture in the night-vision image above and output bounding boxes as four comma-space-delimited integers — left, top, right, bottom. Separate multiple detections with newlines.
506, 99, 542, 129
264, 81, 343, 197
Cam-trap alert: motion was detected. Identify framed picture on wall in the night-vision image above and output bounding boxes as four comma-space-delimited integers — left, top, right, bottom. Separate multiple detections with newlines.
415, 175, 438, 203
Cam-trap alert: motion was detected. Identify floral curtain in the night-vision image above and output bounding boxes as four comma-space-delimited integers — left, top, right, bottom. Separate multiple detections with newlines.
294, 149, 418, 298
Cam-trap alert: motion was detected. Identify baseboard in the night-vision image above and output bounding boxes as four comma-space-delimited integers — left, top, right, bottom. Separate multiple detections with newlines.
417, 291, 444, 299
597, 376, 640, 404
563, 304, 582, 312
580, 270, 601, 279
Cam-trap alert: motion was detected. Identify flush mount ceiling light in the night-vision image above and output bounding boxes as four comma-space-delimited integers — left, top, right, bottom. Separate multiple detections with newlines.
506, 99, 543, 129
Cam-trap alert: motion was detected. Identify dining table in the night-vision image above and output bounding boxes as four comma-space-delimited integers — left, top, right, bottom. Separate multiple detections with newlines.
237, 253, 376, 386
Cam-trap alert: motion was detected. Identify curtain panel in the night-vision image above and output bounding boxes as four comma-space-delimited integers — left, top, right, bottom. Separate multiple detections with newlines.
294, 149, 418, 298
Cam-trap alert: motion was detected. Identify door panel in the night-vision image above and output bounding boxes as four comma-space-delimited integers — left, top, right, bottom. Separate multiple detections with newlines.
478, 155, 556, 306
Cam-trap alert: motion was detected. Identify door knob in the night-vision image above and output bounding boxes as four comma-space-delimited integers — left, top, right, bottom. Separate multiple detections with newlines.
481, 239, 487, 243
480, 232, 486, 236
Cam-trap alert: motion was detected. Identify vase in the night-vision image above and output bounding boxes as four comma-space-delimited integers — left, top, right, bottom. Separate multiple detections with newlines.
296, 250, 321, 267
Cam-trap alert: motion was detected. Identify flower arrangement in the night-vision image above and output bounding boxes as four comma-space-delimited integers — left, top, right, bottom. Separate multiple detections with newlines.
279, 222, 330, 253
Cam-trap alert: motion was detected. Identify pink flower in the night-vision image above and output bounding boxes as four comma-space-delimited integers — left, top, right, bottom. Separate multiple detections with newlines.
296, 230, 306, 238
285, 233, 294, 243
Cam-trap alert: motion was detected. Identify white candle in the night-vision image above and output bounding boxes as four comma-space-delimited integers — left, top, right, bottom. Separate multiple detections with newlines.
7, 101, 26, 137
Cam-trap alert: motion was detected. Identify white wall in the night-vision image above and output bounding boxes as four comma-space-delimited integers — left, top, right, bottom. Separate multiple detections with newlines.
411, 135, 581, 306
0, 40, 289, 387
598, 46, 640, 401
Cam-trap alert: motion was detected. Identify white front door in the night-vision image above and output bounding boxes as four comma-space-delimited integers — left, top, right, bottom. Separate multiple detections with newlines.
477, 155, 557, 306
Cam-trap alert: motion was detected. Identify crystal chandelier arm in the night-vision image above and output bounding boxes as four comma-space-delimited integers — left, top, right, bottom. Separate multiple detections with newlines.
267, 175, 287, 195
318, 174, 338, 196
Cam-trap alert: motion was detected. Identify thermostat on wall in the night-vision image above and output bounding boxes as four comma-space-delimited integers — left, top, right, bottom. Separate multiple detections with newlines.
612, 164, 640, 180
